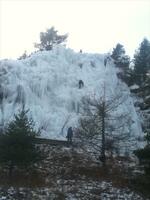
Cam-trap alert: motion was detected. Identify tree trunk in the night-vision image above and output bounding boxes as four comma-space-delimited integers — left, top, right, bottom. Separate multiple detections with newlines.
101, 101, 106, 167
8, 161, 14, 178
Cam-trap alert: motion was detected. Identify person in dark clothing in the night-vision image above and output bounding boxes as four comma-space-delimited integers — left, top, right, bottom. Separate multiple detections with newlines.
104, 57, 107, 67
67, 127, 73, 143
79, 80, 84, 89
79, 63, 83, 68
104, 55, 111, 67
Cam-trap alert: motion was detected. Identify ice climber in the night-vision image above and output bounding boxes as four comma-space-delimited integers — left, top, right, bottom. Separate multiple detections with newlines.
104, 57, 107, 67
79, 80, 84, 89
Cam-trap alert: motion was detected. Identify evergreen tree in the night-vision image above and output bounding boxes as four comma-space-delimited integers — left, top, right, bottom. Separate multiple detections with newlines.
0, 109, 43, 176
134, 131, 150, 175
111, 43, 130, 85
133, 38, 150, 85
35, 26, 68, 51
111, 43, 125, 61
111, 43, 130, 69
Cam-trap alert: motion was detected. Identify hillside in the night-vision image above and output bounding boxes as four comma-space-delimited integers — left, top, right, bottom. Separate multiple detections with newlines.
0, 47, 142, 142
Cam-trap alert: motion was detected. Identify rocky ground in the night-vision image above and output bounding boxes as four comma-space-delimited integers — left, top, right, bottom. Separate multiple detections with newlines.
0, 181, 146, 200
0, 145, 149, 200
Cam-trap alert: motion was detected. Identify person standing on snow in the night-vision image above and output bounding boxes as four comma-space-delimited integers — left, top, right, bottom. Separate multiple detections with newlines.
66, 127, 73, 144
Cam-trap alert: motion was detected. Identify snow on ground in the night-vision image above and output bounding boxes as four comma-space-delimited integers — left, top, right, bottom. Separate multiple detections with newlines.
130, 84, 139, 90
0, 181, 147, 200
0, 46, 142, 142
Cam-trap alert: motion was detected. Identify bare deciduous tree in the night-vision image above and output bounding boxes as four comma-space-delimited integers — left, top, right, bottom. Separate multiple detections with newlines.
76, 84, 131, 166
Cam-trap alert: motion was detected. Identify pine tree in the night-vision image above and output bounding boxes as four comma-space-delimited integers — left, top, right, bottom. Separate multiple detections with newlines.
0, 109, 43, 177
134, 131, 150, 175
111, 43, 130, 69
111, 43, 130, 85
111, 43, 125, 61
133, 38, 150, 86
35, 26, 68, 51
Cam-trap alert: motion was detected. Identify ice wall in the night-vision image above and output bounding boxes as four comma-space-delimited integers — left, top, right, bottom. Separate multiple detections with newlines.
0, 47, 142, 140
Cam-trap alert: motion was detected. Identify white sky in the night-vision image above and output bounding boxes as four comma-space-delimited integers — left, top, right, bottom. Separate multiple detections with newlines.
0, 0, 150, 59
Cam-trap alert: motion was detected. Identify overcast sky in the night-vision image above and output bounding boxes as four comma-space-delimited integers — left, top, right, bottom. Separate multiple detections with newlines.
0, 0, 150, 59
